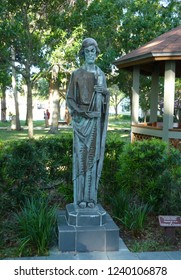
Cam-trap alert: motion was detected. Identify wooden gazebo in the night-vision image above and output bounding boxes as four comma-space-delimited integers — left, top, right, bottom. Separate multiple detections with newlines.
114, 26, 181, 149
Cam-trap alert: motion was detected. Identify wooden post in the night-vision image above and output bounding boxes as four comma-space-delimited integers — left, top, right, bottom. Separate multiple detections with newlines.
131, 66, 140, 142
150, 66, 159, 123
163, 61, 175, 142
132, 66, 140, 124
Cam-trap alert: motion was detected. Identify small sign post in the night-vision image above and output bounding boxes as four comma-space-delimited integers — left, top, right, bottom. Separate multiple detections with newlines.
158, 216, 181, 243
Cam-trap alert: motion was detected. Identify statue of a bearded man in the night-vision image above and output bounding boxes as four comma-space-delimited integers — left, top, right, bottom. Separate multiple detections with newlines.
66, 38, 110, 209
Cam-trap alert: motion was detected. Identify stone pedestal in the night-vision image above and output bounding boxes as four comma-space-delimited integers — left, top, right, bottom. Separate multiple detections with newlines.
57, 203, 119, 252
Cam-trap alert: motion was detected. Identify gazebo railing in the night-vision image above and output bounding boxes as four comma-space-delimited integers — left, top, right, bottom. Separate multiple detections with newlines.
131, 122, 181, 150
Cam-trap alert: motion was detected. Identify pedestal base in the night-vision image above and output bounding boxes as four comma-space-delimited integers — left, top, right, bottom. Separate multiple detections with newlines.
57, 204, 119, 252
66, 203, 107, 226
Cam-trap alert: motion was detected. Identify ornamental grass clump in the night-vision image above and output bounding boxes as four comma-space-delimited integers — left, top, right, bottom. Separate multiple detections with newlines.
120, 203, 150, 236
14, 197, 57, 256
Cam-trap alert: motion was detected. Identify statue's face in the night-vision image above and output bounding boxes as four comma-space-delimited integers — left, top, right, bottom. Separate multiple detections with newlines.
84, 45, 96, 64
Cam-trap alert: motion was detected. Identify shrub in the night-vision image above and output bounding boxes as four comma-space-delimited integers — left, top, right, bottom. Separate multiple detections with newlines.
35, 136, 72, 182
110, 187, 150, 236
109, 188, 131, 218
116, 139, 181, 214
120, 203, 150, 235
1, 140, 48, 204
14, 196, 57, 256
99, 133, 125, 204
0, 135, 73, 212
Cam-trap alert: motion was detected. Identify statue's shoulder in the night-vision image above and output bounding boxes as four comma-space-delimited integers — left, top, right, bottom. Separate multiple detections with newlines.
71, 68, 84, 77
96, 66, 105, 76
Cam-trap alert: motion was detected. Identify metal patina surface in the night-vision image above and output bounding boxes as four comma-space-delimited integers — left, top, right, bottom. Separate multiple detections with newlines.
66, 38, 110, 209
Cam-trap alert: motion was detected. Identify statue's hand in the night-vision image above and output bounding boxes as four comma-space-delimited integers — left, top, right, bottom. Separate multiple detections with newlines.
94, 85, 108, 96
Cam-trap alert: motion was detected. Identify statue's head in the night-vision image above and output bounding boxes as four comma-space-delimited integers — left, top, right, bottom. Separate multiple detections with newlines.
79, 38, 100, 58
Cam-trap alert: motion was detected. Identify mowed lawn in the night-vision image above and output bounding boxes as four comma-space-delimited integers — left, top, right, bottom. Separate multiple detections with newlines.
0, 116, 131, 142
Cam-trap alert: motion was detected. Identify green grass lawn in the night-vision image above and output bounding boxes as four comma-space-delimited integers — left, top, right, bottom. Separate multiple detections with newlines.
0, 116, 131, 142
0, 120, 72, 141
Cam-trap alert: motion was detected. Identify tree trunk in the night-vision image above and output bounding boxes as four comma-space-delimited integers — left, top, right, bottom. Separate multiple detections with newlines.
23, 85, 28, 126
49, 79, 59, 134
115, 105, 118, 118
64, 106, 71, 124
11, 47, 21, 130
144, 114, 147, 123
27, 79, 33, 138
1, 86, 7, 122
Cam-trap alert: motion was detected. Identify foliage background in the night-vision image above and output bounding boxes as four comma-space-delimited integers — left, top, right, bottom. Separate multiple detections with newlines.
0, 0, 181, 137
1, 135, 180, 217
0, 133, 181, 257
0, 0, 181, 257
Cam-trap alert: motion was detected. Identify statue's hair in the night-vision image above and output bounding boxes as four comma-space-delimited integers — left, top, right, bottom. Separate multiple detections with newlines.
79, 38, 100, 57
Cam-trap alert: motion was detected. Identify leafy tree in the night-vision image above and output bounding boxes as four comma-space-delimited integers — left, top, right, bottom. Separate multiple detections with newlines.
67, 0, 180, 116
82, 0, 124, 73
0, 0, 180, 134
34, 78, 49, 100
120, 0, 181, 53
109, 84, 125, 117
0, 0, 51, 137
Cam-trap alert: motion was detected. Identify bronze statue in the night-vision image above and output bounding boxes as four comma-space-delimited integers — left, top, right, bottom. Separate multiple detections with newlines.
66, 38, 110, 208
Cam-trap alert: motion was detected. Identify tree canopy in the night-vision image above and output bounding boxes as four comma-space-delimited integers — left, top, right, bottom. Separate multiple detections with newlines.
0, 0, 180, 136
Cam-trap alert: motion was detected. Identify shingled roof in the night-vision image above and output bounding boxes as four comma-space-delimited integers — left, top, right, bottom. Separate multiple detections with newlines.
114, 25, 181, 77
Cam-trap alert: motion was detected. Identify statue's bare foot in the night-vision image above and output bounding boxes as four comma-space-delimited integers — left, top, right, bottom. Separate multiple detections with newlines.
78, 201, 86, 208
87, 201, 95, 208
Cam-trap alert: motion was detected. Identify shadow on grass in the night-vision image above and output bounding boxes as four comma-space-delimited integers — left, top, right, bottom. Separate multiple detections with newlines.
0, 127, 73, 142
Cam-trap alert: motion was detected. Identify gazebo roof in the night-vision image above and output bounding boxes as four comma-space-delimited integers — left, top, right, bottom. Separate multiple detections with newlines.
114, 25, 181, 77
